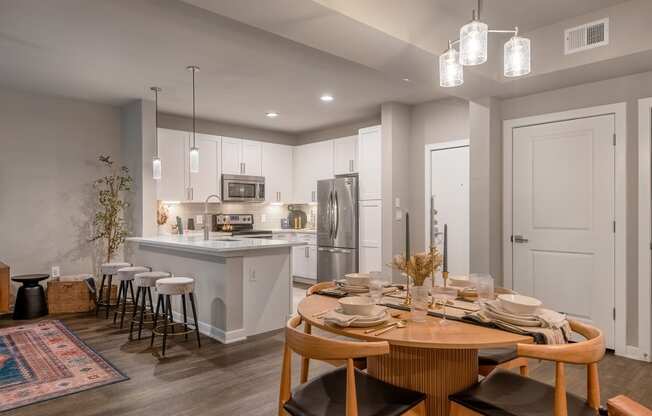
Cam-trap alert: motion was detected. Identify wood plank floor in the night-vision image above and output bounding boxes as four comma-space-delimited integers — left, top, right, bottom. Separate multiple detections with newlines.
2, 312, 651, 415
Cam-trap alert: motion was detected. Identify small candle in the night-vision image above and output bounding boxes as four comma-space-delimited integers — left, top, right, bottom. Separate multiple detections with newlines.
443, 224, 448, 272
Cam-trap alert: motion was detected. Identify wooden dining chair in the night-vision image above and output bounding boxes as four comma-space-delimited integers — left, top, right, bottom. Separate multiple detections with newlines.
478, 347, 529, 377
449, 320, 605, 416
306, 281, 336, 296
279, 315, 427, 416
607, 395, 652, 416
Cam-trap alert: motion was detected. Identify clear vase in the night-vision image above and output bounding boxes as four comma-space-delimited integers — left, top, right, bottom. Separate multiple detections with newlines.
410, 285, 429, 322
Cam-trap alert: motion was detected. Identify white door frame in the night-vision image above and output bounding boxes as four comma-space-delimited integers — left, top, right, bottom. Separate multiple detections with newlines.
503, 103, 627, 357
638, 97, 652, 362
424, 139, 470, 249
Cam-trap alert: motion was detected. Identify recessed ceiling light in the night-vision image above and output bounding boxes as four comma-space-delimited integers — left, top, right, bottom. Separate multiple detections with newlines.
266, 112, 279, 118
402, 78, 411, 82
320, 94, 334, 102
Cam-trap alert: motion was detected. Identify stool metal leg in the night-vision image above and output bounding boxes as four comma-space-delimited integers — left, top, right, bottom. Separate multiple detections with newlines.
105, 274, 114, 319
150, 294, 163, 348
137, 287, 148, 340
129, 287, 141, 340
147, 287, 154, 312
113, 281, 124, 325
181, 294, 188, 341
96, 274, 106, 317
162, 295, 171, 356
119, 281, 132, 329
189, 292, 201, 348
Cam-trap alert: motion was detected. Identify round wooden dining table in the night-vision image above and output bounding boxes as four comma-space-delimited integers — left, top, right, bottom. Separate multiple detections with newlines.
297, 294, 533, 416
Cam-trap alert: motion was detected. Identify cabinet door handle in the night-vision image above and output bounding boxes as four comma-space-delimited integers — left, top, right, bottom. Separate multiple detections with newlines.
305, 247, 309, 257
349, 160, 353, 172
243, 162, 246, 173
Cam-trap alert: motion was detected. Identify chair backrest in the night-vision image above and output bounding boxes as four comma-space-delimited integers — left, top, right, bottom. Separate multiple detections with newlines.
516, 320, 605, 416
278, 315, 389, 416
307, 281, 335, 296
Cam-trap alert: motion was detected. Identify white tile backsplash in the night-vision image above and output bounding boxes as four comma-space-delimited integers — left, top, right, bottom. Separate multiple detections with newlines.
157, 202, 316, 234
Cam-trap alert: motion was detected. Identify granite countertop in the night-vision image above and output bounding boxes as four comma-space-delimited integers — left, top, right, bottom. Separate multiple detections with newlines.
126, 235, 306, 256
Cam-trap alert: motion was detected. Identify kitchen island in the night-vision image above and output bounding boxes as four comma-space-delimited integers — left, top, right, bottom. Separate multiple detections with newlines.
126, 235, 305, 344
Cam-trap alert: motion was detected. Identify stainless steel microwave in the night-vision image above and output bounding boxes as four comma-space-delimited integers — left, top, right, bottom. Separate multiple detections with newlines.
221, 174, 265, 202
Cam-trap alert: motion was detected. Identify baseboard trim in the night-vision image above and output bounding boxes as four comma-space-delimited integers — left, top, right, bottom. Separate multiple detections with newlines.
619, 345, 651, 362
171, 311, 246, 345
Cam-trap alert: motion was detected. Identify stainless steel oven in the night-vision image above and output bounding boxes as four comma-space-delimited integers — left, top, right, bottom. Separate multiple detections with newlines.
222, 174, 265, 202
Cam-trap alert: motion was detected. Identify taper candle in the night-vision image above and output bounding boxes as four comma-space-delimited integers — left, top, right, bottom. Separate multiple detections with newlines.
405, 212, 410, 260
443, 224, 448, 272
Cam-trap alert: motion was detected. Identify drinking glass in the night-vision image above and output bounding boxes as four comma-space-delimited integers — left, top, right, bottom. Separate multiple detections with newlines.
432, 286, 458, 325
410, 285, 429, 322
368, 273, 384, 305
470, 273, 494, 305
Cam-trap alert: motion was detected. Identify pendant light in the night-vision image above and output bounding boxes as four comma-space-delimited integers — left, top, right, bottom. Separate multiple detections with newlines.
151, 86, 162, 180
187, 65, 200, 173
459, 10, 488, 66
504, 28, 531, 77
439, 42, 463, 87
438, 0, 531, 87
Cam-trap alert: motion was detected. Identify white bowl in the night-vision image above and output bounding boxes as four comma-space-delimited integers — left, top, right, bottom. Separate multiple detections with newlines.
338, 296, 376, 316
497, 294, 542, 315
344, 273, 371, 287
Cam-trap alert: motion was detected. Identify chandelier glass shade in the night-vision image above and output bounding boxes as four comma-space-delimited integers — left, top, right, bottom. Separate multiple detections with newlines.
439, 47, 464, 88
504, 35, 531, 77
459, 20, 488, 66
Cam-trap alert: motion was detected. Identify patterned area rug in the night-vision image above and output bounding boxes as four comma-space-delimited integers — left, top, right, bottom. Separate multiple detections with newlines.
0, 320, 127, 412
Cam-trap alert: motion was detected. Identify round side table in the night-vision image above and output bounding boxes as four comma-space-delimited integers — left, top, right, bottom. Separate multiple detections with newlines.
12, 274, 49, 319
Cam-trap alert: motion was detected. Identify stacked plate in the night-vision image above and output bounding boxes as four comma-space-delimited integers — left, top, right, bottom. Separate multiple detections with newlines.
335, 273, 372, 293
323, 296, 388, 327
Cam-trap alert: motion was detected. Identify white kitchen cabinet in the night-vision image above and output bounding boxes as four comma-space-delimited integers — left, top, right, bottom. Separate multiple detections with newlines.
358, 126, 382, 200
333, 135, 358, 175
292, 245, 316, 280
359, 199, 382, 273
262, 142, 293, 203
293, 140, 333, 203
157, 128, 189, 201
189, 133, 221, 202
221, 137, 262, 176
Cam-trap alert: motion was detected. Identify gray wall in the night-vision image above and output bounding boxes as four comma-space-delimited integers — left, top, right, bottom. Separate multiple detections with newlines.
297, 116, 381, 145
409, 98, 470, 253
0, 87, 121, 281
158, 112, 298, 146
501, 69, 652, 347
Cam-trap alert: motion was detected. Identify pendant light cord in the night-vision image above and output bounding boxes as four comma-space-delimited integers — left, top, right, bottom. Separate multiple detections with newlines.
192, 67, 196, 148
154, 88, 159, 156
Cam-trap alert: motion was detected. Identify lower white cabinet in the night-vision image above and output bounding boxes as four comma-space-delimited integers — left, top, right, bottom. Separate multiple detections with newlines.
292, 245, 316, 280
359, 199, 382, 273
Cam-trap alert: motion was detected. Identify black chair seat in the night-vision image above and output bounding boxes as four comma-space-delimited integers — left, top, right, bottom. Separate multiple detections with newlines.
284, 367, 426, 416
449, 369, 596, 416
478, 348, 518, 366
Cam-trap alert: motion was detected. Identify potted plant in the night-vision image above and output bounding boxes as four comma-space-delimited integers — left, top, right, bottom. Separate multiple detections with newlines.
89, 155, 133, 263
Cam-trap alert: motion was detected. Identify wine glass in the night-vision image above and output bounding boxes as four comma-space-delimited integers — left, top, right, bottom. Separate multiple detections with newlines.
368, 277, 384, 305
432, 286, 458, 325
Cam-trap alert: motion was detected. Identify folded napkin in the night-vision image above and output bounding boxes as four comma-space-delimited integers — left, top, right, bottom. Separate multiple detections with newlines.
323, 307, 386, 327
465, 300, 571, 344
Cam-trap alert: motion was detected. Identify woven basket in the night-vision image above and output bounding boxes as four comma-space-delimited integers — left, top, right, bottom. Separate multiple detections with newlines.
47, 278, 95, 314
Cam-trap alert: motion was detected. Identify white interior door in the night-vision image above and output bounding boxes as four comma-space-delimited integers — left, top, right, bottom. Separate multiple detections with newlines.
513, 115, 615, 348
429, 145, 470, 276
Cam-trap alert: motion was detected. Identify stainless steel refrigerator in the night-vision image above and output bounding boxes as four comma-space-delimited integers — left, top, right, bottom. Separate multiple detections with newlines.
317, 174, 358, 282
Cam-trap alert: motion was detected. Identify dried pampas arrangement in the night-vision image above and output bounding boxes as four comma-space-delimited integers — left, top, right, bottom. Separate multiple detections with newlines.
391, 248, 443, 286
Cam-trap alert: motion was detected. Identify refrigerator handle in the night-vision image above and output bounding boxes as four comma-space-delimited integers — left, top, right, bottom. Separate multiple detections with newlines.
333, 190, 339, 239
328, 189, 334, 239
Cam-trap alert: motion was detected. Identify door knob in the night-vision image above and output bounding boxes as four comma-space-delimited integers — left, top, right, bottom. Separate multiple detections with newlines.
512, 235, 529, 243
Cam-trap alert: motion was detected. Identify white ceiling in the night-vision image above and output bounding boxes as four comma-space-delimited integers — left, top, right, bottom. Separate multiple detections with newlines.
0, 0, 642, 133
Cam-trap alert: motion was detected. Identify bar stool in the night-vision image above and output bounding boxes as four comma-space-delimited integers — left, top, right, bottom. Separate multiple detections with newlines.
96, 262, 131, 319
113, 266, 149, 328
129, 271, 171, 341
150, 277, 201, 356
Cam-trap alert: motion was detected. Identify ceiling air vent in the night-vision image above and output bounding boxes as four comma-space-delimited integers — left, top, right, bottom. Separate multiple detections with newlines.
564, 18, 609, 55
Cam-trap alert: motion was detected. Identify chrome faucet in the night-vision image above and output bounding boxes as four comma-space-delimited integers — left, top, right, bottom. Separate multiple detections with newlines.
203, 194, 222, 240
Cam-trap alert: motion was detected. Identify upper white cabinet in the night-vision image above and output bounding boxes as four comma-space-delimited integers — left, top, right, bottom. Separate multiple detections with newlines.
262, 142, 293, 203
359, 199, 382, 273
157, 128, 189, 201
293, 140, 333, 203
189, 133, 221, 202
333, 135, 358, 175
221, 137, 262, 176
358, 125, 382, 200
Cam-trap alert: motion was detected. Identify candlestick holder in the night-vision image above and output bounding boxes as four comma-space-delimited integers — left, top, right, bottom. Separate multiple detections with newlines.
403, 273, 412, 306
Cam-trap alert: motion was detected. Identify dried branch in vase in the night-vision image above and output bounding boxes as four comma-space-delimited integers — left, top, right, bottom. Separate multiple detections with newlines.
390, 249, 443, 286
